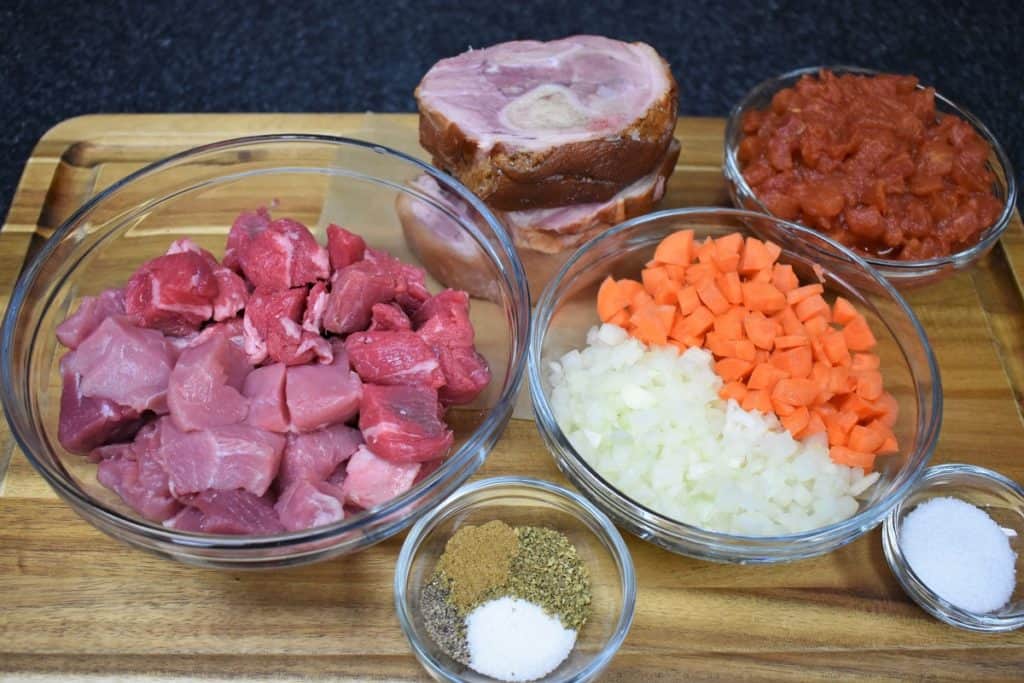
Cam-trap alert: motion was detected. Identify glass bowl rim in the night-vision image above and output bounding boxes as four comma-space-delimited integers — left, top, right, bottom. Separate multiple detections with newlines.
881, 462, 1024, 632
0, 133, 531, 551
393, 474, 638, 682
722, 64, 1019, 271
528, 206, 942, 551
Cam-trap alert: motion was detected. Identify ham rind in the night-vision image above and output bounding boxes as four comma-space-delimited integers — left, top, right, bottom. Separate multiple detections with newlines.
416, 35, 678, 210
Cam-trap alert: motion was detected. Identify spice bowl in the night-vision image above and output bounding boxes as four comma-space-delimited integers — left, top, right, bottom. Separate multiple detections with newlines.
394, 476, 637, 682
882, 463, 1024, 632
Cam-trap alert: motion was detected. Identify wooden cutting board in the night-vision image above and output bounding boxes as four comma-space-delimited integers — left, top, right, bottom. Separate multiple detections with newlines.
1, 114, 1023, 681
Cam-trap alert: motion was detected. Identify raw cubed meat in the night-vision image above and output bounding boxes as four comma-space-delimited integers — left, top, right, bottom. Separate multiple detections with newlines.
277, 423, 362, 491
64, 316, 178, 414
96, 419, 181, 522
58, 354, 143, 454
435, 344, 491, 405
238, 217, 330, 290
341, 445, 420, 509
275, 480, 346, 531
302, 281, 329, 334
244, 287, 331, 366
223, 207, 271, 272
326, 224, 366, 270
172, 489, 284, 535
159, 422, 286, 497
286, 347, 363, 432
345, 330, 445, 388
166, 238, 249, 321
414, 289, 475, 348
167, 333, 251, 431
184, 318, 246, 351
89, 441, 136, 463
56, 288, 125, 350
242, 362, 289, 432
359, 384, 453, 463
124, 251, 218, 335
365, 247, 431, 315
368, 303, 412, 332
322, 260, 398, 335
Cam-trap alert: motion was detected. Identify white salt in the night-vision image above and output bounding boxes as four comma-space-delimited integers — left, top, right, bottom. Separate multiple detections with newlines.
465, 597, 576, 682
900, 496, 1017, 613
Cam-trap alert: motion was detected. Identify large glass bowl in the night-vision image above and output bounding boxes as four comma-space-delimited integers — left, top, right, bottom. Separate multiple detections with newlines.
0, 134, 530, 569
724, 65, 1018, 288
529, 207, 942, 563
394, 476, 636, 682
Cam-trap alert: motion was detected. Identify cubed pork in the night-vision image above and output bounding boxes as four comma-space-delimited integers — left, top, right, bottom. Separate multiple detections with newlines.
184, 317, 246, 350
168, 489, 285, 535
223, 207, 271, 272
58, 354, 143, 454
285, 346, 363, 432
124, 251, 218, 335
414, 289, 475, 348
242, 362, 289, 433
341, 445, 421, 510
277, 423, 362, 491
365, 247, 431, 315
237, 217, 330, 290
158, 422, 285, 497
359, 384, 453, 463
302, 281, 329, 334
344, 330, 445, 388
368, 303, 412, 332
167, 333, 251, 431
326, 224, 366, 270
96, 419, 181, 522
55, 288, 125, 350
166, 238, 249, 321
244, 287, 332, 366
64, 316, 178, 414
275, 480, 346, 531
434, 344, 491, 405
322, 260, 399, 335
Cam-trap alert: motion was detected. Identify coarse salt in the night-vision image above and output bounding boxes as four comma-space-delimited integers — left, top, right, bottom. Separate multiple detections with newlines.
465, 596, 576, 682
900, 496, 1017, 613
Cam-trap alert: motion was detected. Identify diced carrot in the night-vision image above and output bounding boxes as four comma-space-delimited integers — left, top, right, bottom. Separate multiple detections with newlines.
772, 378, 820, 407
655, 305, 677, 332
871, 391, 899, 427
830, 446, 875, 470
751, 267, 774, 282
744, 312, 776, 350
851, 353, 881, 372
676, 285, 700, 315
642, 266, 669, 294
811, 361, 832, 401
786, 284, 825, 305
824, 410, 857, 447
597, 276, 627, 322
664, 264, 689, 282
715, 232, 745, 258
827, 365, 850, 394
705, 331, 734, 358
856, 370, 884, 401
821, 330, 851, 366
765, 241, 783, 265
715, 357, 754, 382
771, 346, 813, 379
848, 425, 885, 453
681, 334, 705, 348
654, 284, 680, 306
630, 290, 654, 310
773, 398, 797, 417
617, 279, 645, 302
685, 263, 715, 286
748, 363, 789, 391
803, 315, 829, 337
718, 272, 743, 305
776, 307, 805, 336
780, 406, 810, 435
608, 310, 630, 328
719, 381, 748, 402
680, 305, 715, 337
714, 307, 746, 341
804, 412, 827, 437
696, 237, 716, 264
794, 294, 831, 322
696, 278, 731, 315
742, 281, 787, 313
832, 296, 859, 325
839, 394, 875, 420
866, 420, 897, 452
732, 340, 757, 362
739, 237, 775, 274
713, 252, 741, 273
771, 263, 800, 293
668, 340, 688, 354
653, 229, 695, 266
843, 315, 877, 351
879, 435, 898, 454
774, 334, 810, 350
742, 389, 774, 414
630, 305, 670, 346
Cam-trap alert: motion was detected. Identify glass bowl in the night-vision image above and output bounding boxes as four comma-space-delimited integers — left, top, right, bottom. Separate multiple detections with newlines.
394, 476, 636, 682
882, 463, 1024, 632
529, 207, 942, 563
724, 65, 1018, 288
0, 134, 530, 569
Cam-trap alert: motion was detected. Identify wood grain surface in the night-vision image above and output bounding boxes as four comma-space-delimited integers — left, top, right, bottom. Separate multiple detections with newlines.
1, 114, 1022, 681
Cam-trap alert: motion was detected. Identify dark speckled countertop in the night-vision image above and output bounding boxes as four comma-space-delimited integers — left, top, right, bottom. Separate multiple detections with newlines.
2, 0, 1021, 221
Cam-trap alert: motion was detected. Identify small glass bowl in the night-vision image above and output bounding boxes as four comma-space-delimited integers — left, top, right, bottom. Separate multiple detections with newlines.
882, 463, 1024, 632
724, 65, 1018, 288
394, 476, 636, 682
529, 207, 942, 563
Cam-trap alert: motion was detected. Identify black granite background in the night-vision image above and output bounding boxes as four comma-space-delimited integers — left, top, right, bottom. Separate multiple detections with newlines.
2, 0, 1021, 222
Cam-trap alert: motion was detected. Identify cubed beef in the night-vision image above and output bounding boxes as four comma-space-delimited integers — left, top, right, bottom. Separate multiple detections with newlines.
278, 424, 362, 491
184, 317, 247, 351
169, 489, 284, 535
326, 224, 366, 270
158, 422, 285, 497
58, 354, 143, 454
55, 288, 125, 350
322, 261, 399, 335
167, 333, 250, 431
64, 316, 178, 414
435, 344, 491, 405
345, 330, 445, 388
242, 362, 289, 433
414, 289, 475, 348
302, 281, 329, 334
124, 251, 218, 335
165, 238, 249, 321
244, 287, 331, 366
96, 419, 181, 522
359, 384, 453, 463
275, 480, 346, 531
285, 346, 363, 432
368, 303, 412, 332
341, 445, 421, 509
223, 207, 271, 272
365, 247, 431, 315
238, 217, 330, 290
